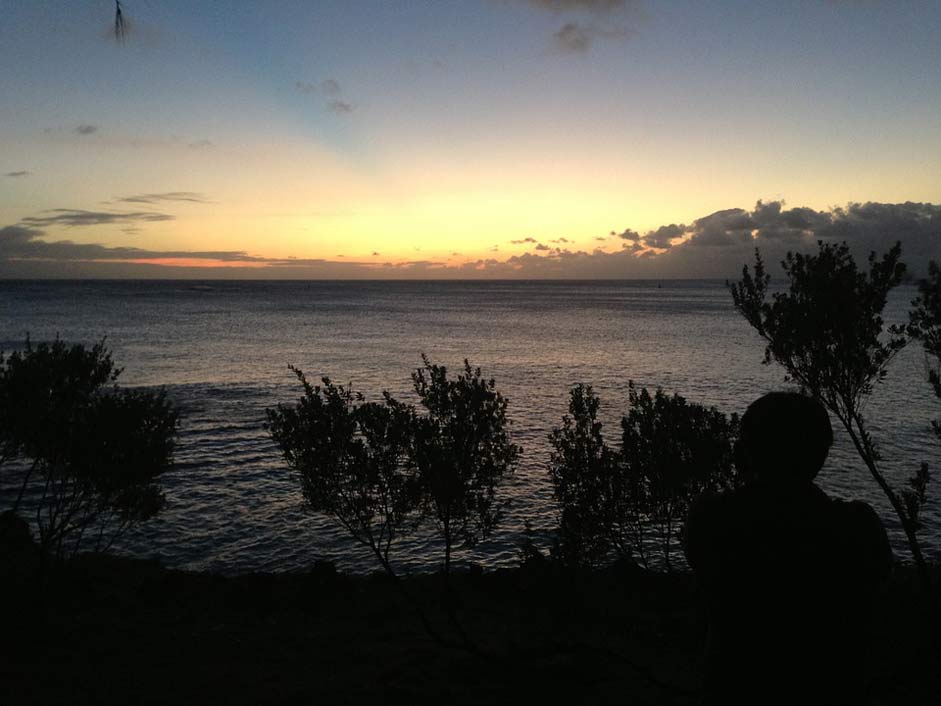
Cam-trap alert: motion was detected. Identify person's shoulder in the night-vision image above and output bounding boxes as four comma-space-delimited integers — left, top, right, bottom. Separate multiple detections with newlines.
828, 496, 884, 531
826, 494, 892, 578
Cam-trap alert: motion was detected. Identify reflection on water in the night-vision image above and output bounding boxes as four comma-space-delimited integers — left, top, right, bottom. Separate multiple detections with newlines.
0, 280, 936, 573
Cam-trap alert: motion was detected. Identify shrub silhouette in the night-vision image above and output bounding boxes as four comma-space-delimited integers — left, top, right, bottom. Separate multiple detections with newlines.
0, 339, 178, 564
409, 356, 520, 575
905, 261, 940, 534
621, 382, 739, 570
548, 384, 624, 567
266, 370, 419, 576
268, 356, 518, 577
910, 260, 941, 438
549, 382, 738, 570
730, 241, 933, 591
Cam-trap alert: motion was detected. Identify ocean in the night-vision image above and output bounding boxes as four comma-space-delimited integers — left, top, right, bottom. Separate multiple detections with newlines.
1, 279, 937, 574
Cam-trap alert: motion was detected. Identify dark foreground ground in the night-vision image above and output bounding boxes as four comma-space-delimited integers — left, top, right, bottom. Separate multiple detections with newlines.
2, 547, 939, 706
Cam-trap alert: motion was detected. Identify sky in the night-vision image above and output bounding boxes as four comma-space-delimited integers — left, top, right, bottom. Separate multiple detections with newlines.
1, 0, 940, 278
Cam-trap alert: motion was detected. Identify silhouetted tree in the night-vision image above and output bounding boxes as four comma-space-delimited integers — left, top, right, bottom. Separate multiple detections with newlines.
910, 260, 941, 437
549, 384, 639, 567
0, 339, 178, 564
411, 356, 520, 575
904, 261, 941, 535
549, 383, 738, 570
267, 370, 419, 576
621, 382, 739, 570
730, 242, 933, 589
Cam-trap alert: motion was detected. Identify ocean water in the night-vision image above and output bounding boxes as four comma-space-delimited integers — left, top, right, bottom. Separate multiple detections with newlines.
0, 279, 937, 574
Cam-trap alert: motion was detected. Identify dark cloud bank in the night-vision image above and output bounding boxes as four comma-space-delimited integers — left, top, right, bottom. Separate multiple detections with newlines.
1, 200, 939, 279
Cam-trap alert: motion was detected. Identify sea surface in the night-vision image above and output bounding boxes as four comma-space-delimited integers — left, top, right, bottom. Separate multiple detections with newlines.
1, 279, 937, 574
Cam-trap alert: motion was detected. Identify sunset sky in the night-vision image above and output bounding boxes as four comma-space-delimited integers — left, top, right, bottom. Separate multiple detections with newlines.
2, 0, 940, 278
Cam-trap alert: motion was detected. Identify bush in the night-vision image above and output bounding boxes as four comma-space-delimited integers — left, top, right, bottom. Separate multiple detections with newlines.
266, 371, 419, 575
411, 356, 520, 575
621, 382, 739, 570
268, 357, 519, 577
548, 385, 623, 568
905, 261, 941, 532
0, 339, 179, 563
910, 260, 941, 437
549, 382, 739, 570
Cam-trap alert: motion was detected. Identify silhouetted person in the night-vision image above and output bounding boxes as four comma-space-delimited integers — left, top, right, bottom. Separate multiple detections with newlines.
685, 392, 891, 706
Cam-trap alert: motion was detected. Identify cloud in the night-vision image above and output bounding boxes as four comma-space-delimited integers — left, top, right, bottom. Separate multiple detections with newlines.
553, 20, 634, 53
553, 23, 592, 52
5, 171, 30, 178
550, 237, 571, 243
4, 200, 938, 280
372, 251, 381, 256
19, 209, 174, 228
296, 78, 354, 114
613, 228, 641, 241
0, 225, 264, 263
327, 100, 355, 114
295, 79, 342, 95
115, 192, 210, 205
511, 237, 539, 244
643, 223, 686, 249
188, 139, 213, 150
74, 124, 98, 136
515, 0, 642, 53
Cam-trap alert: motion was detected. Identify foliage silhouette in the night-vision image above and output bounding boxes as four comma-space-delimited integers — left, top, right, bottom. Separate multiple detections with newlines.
910, 260, 941, 437
549, 382, 739, 570
266, 370, 419, 577
904, 261, 941, 536
548, 384, 623, 567
268, 357, 519, 578
411, 356, 520, 575
0, 339, 178, 564
730, 241, 933, 590
621, 382, 740, 570
268, 358, 518, 657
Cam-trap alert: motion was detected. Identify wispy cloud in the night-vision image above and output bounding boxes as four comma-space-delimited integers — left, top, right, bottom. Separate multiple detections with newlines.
514, 0, 643, 53
296, 78, 356, 114
553, 22, 633, 53
327, 100, 355, 114
295, 79, 342, 95
0, 225, 259, 262
510, 236, 538, 244
5, 170, 30, 178
19, 209, 174, 228
115, 192, 210, 205
74, 124, 99, 136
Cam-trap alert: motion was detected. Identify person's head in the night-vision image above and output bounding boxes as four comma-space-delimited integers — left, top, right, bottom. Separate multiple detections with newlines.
735, 392, 833, 485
